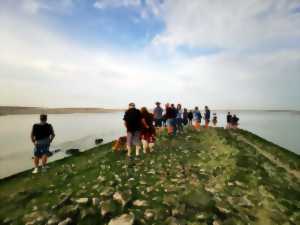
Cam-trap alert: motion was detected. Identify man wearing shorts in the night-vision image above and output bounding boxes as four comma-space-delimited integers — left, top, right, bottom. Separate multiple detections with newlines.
123, 103, 142, 158
31, 114, 55, 174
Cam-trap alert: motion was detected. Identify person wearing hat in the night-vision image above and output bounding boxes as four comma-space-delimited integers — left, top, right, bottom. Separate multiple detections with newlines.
153, 102, 163, 134
31, 114, 55, 174
123, 103, 142, 158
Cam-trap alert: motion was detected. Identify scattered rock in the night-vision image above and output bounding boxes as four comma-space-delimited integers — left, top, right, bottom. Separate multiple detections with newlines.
76, 197, 89, 204
95, 138, 104, 145
133, 200, 148, 207
92, 197, 100, 207
165, 216, 181, 225
113, 191, 131, 207
144, 209, 155, 220
47, 216, 60, 225
100, 187, 114, 198
58, 217, 72, 225
101, 200, 117, 217
108, 213, 135, 225
65, 149, 80, 155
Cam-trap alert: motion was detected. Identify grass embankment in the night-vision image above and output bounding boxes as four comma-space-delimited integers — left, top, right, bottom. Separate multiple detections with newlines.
0, 128, 299, 225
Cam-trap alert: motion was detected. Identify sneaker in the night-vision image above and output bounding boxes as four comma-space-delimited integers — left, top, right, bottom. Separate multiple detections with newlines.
32, 167, 39, 174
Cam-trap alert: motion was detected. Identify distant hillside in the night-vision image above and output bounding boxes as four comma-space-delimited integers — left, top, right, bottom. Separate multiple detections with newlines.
0, 106, 123, 116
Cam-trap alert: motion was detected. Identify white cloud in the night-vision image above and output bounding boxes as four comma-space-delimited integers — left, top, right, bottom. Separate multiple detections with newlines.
0, 1, 299, 109
19, 0, 74, 14
153, 0, 300, 49
94, 0, 141, 9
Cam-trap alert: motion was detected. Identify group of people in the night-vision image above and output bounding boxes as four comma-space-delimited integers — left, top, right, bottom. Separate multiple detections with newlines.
30, 104, 240, 173
123, 102, 216, 158
226, 112, 240, 129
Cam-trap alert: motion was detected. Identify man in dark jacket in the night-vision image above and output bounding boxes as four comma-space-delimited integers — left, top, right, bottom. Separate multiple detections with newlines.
31, 114, 55, 174
123, 103, 142, 157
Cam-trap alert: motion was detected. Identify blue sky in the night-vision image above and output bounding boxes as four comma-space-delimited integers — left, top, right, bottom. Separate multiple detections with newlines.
0, 0, 300, 109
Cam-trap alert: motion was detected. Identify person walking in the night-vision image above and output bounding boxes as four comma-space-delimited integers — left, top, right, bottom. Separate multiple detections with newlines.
153, 102, 163, 134
193, 107, 202, 129
226, 112, 232, 129
176, 104, 184, 133
187, 110, 193, 126
204, 106, 211, 128
183, 108, 188, 126
123, 103, 142, 158
31, 114, 55, 174
212, 113, 218, 127
232, 114, 239, 129
141, 107, 156, 153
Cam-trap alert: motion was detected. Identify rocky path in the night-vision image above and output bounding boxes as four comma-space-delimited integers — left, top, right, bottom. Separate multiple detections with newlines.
0, 128, 299, 225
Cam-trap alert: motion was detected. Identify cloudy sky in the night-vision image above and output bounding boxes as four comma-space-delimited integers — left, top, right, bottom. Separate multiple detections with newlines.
1, 0, 300, 109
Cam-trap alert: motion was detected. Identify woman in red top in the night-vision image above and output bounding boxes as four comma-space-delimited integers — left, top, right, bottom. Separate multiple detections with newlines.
140, 107, 156, 153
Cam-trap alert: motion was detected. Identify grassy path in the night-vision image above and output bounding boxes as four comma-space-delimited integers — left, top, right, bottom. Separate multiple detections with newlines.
0, 128, 299, 225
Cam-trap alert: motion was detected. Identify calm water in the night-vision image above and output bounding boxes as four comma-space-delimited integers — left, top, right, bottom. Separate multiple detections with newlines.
0, 111, 299, 178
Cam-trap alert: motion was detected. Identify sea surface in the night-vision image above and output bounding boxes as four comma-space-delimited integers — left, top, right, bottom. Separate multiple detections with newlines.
0, 111, 299, 178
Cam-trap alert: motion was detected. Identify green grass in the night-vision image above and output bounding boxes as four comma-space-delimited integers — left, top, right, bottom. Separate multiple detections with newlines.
0, 127, 299, 225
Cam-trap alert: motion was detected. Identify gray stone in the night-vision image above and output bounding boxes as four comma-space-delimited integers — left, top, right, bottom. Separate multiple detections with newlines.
75, 198, 89, 204
92, 197, 100, 207
101, 200, 116, 217
144, 209, 156, 220
165, 216, 181, 225
133, 200, 148, 207
100, 187, 115, 198
108, 213, 135, 225
47, 216, 60, 225
113, 191, 131, 207
58, 218, 72, 225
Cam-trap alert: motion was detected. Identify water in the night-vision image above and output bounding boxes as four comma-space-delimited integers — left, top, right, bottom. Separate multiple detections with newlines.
0, 111, 299, 178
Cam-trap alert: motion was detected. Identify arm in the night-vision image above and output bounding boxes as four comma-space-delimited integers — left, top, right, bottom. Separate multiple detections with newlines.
142, 118, 149, 129
31, 126, 37, 146
49, 125, 55, 143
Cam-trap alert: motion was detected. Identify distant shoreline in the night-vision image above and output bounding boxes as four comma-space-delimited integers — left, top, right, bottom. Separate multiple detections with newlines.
0, 106, 123, 116
0, 106, 299, 116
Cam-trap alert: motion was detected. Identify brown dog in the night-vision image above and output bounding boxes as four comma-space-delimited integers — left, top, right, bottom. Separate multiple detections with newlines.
112, 136, 127, 152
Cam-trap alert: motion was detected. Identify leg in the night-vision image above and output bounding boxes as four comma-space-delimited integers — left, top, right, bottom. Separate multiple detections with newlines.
33, 156, 39, 167
135, 145, 141, 156
142, 139, 149, 153
41, 154, 48, 167
126, 132, 133, 157
149, 143, 155, 152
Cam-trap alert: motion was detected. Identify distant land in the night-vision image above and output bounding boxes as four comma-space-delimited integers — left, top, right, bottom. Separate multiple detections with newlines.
0, 106, 123, 116
0, 106, 299, 116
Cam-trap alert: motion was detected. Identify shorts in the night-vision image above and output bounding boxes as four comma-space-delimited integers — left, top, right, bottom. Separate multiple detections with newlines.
154, 118, 163, 127
141, 131, 156, 143
127, 131, 141, 147
33, 138, 50, 158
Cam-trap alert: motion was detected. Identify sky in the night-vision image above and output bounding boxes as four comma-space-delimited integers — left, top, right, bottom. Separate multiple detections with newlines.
0, 0, 300, 109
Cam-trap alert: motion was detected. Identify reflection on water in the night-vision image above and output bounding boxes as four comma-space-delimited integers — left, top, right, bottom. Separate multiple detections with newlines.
0, 111, 299, 178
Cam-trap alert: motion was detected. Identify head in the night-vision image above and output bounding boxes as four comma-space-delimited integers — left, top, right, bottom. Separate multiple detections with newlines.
205, 106, 208, 110
165, 103, 169, 108
184, 108, 187, 112
128, 102, 135, 109
140, 107, 149, 115
170, 104, 175, 108
177, 104, 182, 109
155, 102, 161, 107
195, 106, 199, 111
40, 114, 47, 123
228, 112, 231, 115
